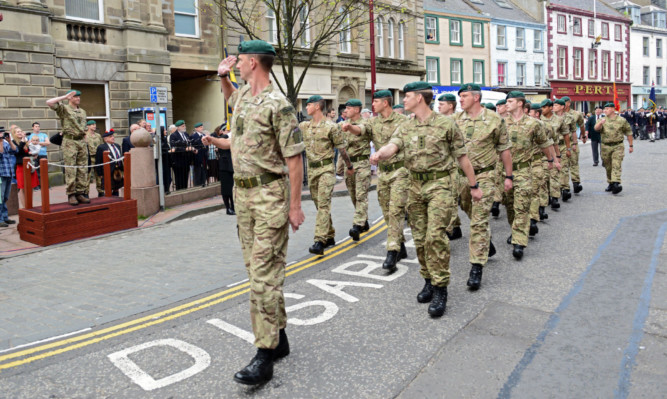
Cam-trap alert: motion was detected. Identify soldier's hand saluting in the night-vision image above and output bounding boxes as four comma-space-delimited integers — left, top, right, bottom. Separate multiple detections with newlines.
218, 56, 237, 77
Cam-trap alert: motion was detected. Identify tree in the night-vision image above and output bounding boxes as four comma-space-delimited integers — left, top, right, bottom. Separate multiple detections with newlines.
206, 0, 412, 106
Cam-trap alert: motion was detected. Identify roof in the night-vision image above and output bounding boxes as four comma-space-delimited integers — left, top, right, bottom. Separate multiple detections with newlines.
549, 0, 628, 19
465, 0, 542, 24
641, 5, 667, 13
609, 0, 641, 9
423, 0, 485, 19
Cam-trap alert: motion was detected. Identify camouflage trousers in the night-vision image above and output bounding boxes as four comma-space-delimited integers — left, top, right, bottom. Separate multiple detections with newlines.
308, 164, 336, 243
84, 158, 104, 196
377, 166, 408, 251
569, 143, 581, 183
559, 144, 572, 190
62, 138, 89, 196
493, 161, 504, 203
549, 160, 561, 199
601, 143, 625, 183
234, 177, 289, 349
446, 172, 463, 234
458, 169, 497, 266
345, 159, 371, 226
407, 171, 457, 287
529, 157, 549, 221
503, 167, 532, 247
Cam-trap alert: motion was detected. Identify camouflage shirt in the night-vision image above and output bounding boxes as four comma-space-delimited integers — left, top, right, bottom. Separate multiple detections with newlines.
567, 109, 585, 131
300, 118, 345, 163
52, 103, 87, 140
541, 114, 569, 146
533, 119, 554, 156
454, 107, 511, 170
506, 114, 551, 164
228, 83, 305, 178
85, 132, 103, 161
339, 117, 371, 158
389, 111, 467, 173
369, 111, 407, 165
596, 114, 632, 144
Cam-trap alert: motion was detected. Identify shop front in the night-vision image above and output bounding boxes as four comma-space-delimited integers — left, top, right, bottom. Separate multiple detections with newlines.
549, 81, 631, 113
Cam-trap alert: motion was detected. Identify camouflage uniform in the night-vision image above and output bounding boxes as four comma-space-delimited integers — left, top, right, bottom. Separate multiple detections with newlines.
559, 112, 576, 190
228, 83, 305, 349
567, 109, 585, 184
84, 131, 104, 196
598, 115, 632, 184
529, 120, 552, 221
51, 103, 88, 196
369, 112, 409, 251
301, 118, 346, 244
541, 113, 569, 200
389, 112, 467, 287
454, 108, 510, 265
340, 118, 372, 226
504, 114, 551, 247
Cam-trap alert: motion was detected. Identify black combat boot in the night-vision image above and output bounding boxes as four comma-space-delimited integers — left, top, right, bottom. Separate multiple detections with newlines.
362, 220, 370, 232
612, 182, 623, 195
417, 279, 434, 303
382, 251, 398, 271
233, 348, 274, 385
529, 219, 539, 237
428, 286, 448, 317
507, 235, 513, 245
467, 264, 483, 290
539, 206, 548, 220
308, 241, 325, 255
488, 241, 496, 257
325, 237, 336, 248
573, 182, 583, 193
398, 242, 408, 260
490, 201, 501, 217
550, 197, 560, 210
605, 183, 613, 192
512, 244, 524, 260
561, 189, 571, 202
274, 329, 290, 360
349, 225, 361, 241
447, 226, 463, 240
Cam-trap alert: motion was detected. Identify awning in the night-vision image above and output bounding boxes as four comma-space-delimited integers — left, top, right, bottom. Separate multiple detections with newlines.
549, 81, 631, 103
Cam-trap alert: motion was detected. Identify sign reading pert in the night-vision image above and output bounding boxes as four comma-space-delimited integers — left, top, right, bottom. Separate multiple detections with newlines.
550, 81, 631, 102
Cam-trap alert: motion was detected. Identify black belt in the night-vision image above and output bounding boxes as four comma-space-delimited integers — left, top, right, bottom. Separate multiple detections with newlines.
380, 160, 404, 172
234, 172, 282, 189
512, 161, 531, 171
308, 159, 333, 168
603, 140, 624, 146
349, 155, 368, 163
457, 164, 495, 176
410, 170, 452, 181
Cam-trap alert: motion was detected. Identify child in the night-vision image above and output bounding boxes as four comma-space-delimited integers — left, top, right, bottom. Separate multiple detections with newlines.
28, 135, 41, 172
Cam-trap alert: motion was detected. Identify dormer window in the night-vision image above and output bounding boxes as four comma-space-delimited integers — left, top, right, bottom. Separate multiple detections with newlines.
652, 12, 666, 29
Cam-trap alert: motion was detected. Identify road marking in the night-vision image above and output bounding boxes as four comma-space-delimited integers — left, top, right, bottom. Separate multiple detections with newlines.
206, 319, 255, 345
0, 328, 91, 355
0, 220, 388, 372
226, 279, 248, 288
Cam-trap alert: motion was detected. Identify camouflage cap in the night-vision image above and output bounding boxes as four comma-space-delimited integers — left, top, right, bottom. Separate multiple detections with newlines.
438, 93, 457, 102
238, 40, 276, 56
174, 120, 185, 127
194, 123, 203, 128
403, 81, 432, 93
554, 99, 566, 106
373, 90, 393, 99
506, 91, 526, 99
345, 99, 363, 107
562, 96, 571, 102
484, 103, 497, 111
392, 104, 404, 109
604, 102, 616, 108
458, 83, 481, 95
496, 99, 507, 106
530, 103, 542, 110
86, 120, 96, 126
306, 95, 324, 104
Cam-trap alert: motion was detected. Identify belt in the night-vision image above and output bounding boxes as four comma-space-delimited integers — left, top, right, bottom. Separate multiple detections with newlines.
380, 160, 404, 172
603, 140, 624, 146
512, 161, 531, 171
410, 170, 452, 182
457, 164, 495, 176
308, 159, 333, 168
63, 134, 82, 141
349, 155, 368, 163
234, 172, 283, 189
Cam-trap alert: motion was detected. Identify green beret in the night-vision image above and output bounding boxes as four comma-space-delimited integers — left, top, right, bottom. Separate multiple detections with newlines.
438, 93, 457, 102
373, 90, 393, 99
307, 95, 324, 104
403, 81, 432, 93
345, 99, 362, 107
604, 102, 615, 108
540, 99, 553, 107
194, 122, 203, 128
392, 104, 404, 109
238, 40, 276, 56
554, 99, 566, 106
562, 96, 571, 102
530, 103, 542, 110
175, 120, 185, 127
70, 90, 81, 97
86, 120, 96, 126
458, 83, 481, 94
506, 91, 525, 99
484, 103, 496, 111
496, 99, 506, 106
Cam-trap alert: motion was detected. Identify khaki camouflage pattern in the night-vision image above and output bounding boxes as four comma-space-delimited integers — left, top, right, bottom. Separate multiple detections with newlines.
529, 158, 547, 220
51, 103, 89, 195
506, 114, 551, 163
493, 159, 504, 203
300, 119, 345, 163
543, 113, 569, 194
598, 114, 632, 184
370, 112, 409, 251
598, 114, 632, 144
235, 177, 289, 349
345, 159, 372, 225
568, 110, 585, 184
559, 112, 577, 189
456, 169, 497, 265
503, 168, 532, 246
84, 132, 104, 195
339, 118, 371, 158
454, 107, 511, 169
53, 103, 87, 139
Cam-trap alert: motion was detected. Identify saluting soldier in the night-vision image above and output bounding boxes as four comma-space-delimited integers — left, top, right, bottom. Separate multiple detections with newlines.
504, 91, 554, 260
368, 90, 409, 271
215, 40, 306, 385
372, 81, 482, 317
594, 103, 634, 194
540, 99, 568, 211
301, 95, 353, 255
340, 99, 372, 241
83, 120, 104, 198
46, 90, 91, 206
528, 103, 560, 230
453, 83, 512, 290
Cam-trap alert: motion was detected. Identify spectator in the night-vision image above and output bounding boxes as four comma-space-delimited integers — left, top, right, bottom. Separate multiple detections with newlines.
204, 124, 234, 215
327, 108, 336, 121
156, 126, 172, 194
122, 124, 139, 154
361, 108, 372, 119
95, 130, 124, 196
190, 123, 207, 187
169, 120, 192, 190
28, 122, 50, 190
10, 127, 39, 209
0, 126, 17, 226
206, 127, 220, 183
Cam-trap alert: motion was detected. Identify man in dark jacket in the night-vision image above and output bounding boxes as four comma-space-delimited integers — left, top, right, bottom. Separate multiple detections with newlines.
169, 120, 192, 190
95, 129, 124, 196
586, 106, 603, 166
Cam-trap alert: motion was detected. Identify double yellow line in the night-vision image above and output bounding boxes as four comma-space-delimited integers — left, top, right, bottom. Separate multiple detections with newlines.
0, 220, 388, 372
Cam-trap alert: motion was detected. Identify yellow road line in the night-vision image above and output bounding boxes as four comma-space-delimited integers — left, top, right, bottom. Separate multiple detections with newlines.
0, 220, 387, 371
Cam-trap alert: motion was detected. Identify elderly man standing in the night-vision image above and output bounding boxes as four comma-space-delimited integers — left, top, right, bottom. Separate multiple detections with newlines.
169, 120, 191, 190
46, 90, 90, 206
83, 120, 104, 198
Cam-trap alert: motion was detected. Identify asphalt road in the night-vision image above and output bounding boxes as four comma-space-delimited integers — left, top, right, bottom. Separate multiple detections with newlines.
0, 141, 665, 398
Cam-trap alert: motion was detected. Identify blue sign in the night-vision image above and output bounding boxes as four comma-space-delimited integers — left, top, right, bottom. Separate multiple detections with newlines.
150, 87, 158, 103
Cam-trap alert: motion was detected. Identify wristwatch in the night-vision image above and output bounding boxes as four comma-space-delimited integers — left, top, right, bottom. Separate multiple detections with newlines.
347, 165, 354, 170
505, 175, 514, 181
470, 182, 479, 189
547, 159, 554, 163
218, 73, 229, 78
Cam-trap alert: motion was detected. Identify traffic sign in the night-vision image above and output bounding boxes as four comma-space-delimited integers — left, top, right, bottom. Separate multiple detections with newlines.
149, 86, 168, 104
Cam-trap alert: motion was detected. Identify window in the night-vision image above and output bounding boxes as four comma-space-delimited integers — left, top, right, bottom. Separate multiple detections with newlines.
426, 57, 440, 84
657, 39, 663, 58
66, 0, 103, 22
557, 14, 566, 33
299, 5, 310, 47
450, 19, 461, 45
339, 9, 351, 53
614, 24, 622, 41
497, 62, 507, 86
658, 67, 663, 86
643, 66, 650, 86
653, 12, 666, 29
472, 22, 483, 47
629, 7, 641, 25
602, 51, 610, 80
266, 8, 278, 44
534, 64, 543, 86
516, 63, 526, 86
473, 60, 484, 85
643, 37, 649, 56
376, 17, 384, 57
588, 49, 597, 79
534, 30, 542, 51
574, 48, 583, 79
71, 82, 110, 133
174, 0, 199, 37
497, 25, 506, 47
516, 28, 525, 50
398, 22, 405, 59
573, 17, 582, 36
615, 52, 623, 80
601, 22, 609, 39
558, 46, 567, 78
588, 19, 595, 38
388, 19, 395, 58
426, 16, 438, 42
451, 58, 462, 84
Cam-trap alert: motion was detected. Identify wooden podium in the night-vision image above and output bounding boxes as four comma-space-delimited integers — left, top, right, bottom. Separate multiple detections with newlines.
18, 152, 138, 246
